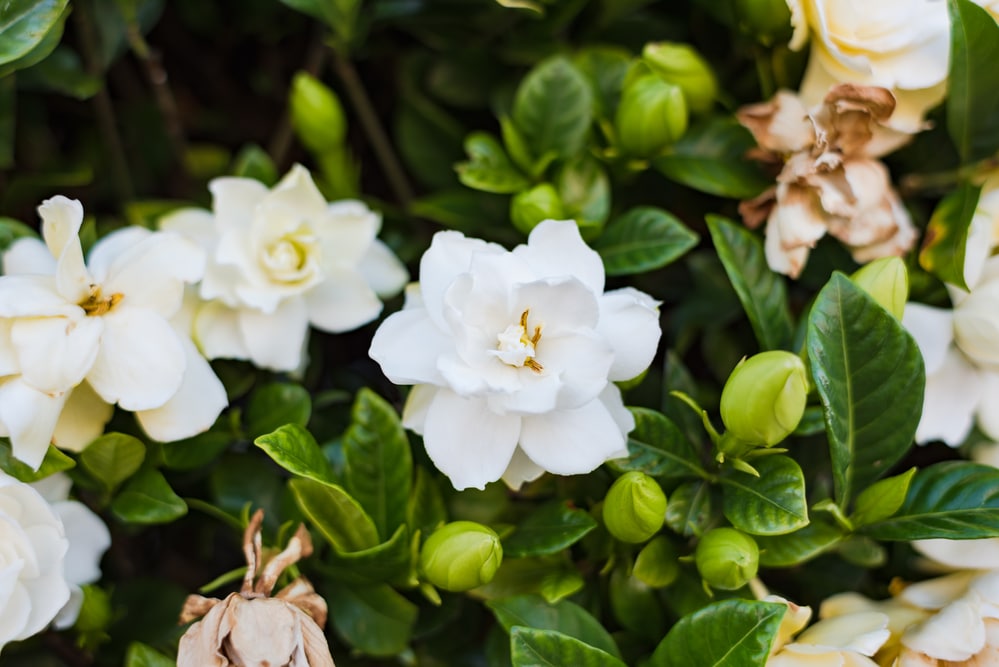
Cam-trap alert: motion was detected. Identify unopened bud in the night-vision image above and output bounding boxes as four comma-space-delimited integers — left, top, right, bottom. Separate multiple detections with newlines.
615, 74, 688, 158
695, 527, 759, 591
642, 42, 718, 114
603, 471, 667, 543
851, 258, 908, 320
511, 183, 565, 235
720, 351, 808, 447
731, 0, 793, 46
420, 521, 503, 592
290, 72, 347, 153
634, 536, 680, 588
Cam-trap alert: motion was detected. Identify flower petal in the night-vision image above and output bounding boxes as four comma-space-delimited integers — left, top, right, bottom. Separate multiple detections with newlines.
421, 389, 520, 490
359, 239, 408, 298
11, 315, 103, 394
501, 447, 546, 490
316, 200, 380, 267
52, 500, 110, 587
796, 612, 890, 655
0, 275, 78, 318
401, 384, 436, 434
38, 196, 83, 260
262, 164, 329, 222
209, 176, 269, 234
85, 226, 152, 280
537, 331, 613, 410
597, 287, 662, 381
916, 346, 984, 446
914, 538, 999, 571
52, 383, 112, 453
901, 572, 977, 610
519, 398, 625, 476
87, 307, 186, 411
419, 231, 505, 330
903, 303, 955, 376
159, 207, 218, 249
2, 237, 56, 276
511, 277, 600, 336
194, 300, 251, 362
369, 308, 451, 385
0, 378, 67, 469
515, 220, 605, 294
976, 371, 999, 441
902, 594, 985, 661
238, 297, 309, 372
304, 269, 382, 333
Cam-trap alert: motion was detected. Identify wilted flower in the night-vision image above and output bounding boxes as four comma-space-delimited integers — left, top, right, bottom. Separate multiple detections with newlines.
0, 471, 70, 654
368, 220, 661, 490
738, 85, 916, 278
420, 521, 503, 592
178, 509, 334, 667
602, 471, 667, 544
161, 164, 407, 372
695, 527, 759, 591
766, 594, 889, 667
720, 350, 808, 448
0, 196, 227, 468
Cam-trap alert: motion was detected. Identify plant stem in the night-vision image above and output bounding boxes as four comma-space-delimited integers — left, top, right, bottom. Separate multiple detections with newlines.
900, 153, 999, 196
754, 46, 776, 100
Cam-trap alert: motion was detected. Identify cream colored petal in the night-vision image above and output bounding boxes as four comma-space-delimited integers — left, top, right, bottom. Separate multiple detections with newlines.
900, 572, 977, 610
902, 594, 985, 662
914, 538, 999, 572
795, 612, 890, 655
737, 90, 815, 153
52, 382, 113, 453
177, 594, 233, 666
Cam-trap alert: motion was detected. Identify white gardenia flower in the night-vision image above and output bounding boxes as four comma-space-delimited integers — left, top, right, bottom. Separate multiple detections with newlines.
369, 219, 661, 491
161, 164, 408, 372
0, 197, 228, 468
0, 471, 70, 654
31, 473, 110, 630
765, 594, 889, 667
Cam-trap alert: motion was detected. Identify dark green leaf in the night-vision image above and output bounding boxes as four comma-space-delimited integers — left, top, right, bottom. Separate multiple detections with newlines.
947, 0, 999, 162
510, 627, 626, 667
512, 56, 593, 161
0, 0, 69, 66
756, 520, 844, 567
807, 274, 924, 506
407, 465, 447, 536
328, 582, 417, 657
289, 478, 379, 552
664, 480, 714, 537
860, 462, 999, 540
254, 423, 335, 485
81, 433, 146, 492
18, 46, 101, 99
792, 405, 826, 437
488, 595, 621, 659
111, 468, 187, 525
0, 441, 74, 482
124, 642, 174, 667
209, 453, 284, 531
721, 455, 808, 536
323, 524, 413, 585
456, 132, 530, 194
595, 207, 698, 276
649, 599, 784, 667
608, 567, 666, 642
246, 382, 312, 440
158, 427, 231, 471
918, 182, 980, 290
707, 215, 793, 350
572, 46, 631, 119
503, 500, 597, 558
851, 468, 917, 527
230, 144, 278, 185
611, 408, 706, 483
277, 0, 360, 46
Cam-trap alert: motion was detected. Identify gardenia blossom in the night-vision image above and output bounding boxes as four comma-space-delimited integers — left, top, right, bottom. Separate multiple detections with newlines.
161, 164, 408, 372
0, 197, 227, 469
765, 594, 890, 667
368, 220, 661, 491
738, 84, 916, 278
0, 471, 70, 654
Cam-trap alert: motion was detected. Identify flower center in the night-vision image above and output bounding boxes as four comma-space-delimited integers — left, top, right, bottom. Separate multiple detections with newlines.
492, 309, 543, 373
79, 284, 123, 317
261, 224, 319, 284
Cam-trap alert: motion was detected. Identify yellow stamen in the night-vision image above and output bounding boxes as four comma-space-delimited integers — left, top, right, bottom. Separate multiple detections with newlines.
79, 285, 124, 316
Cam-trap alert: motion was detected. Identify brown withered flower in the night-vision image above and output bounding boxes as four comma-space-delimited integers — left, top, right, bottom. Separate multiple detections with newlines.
177, 510, 335, 667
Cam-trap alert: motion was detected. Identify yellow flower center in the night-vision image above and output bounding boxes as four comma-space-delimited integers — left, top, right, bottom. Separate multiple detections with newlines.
494, 309, 543, 373
79, 285, 123, 316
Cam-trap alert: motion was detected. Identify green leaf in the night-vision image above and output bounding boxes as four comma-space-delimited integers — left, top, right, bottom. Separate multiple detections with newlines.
555, 155, 610, 227
18, 46, 101, 99
81, 433, 146, 492
594, 207, 698, 276
851, 467, 917, 527
111, 468, 187, 525
649, 599, 785, 667
124, 642, 175, 667
611, 408, 707, 483
756, 520, 844, 567
654, 118, 771, 199
608, 567, 666, 641
0, 78, 13, 168
210, 453, 284, 530
488, 595, 621, 659
277, 0, 360, 47
0, 0, 69, 66
328, 582, 417, 657
947, 0, 999, 163
158, 428, 231, 471
807, 274, 924, 506
254, 423, 336, 485
664, 480, 713, 537
503, 500, 597, 558
0, 441, 74, 482
512, 56, 593, 161
289, 478, 379, 552
323, 524, 413, 585
471, 556, 575, 601
456, 132, 531, 194
721, 455, 809, 536
343, 388, 413, 541
918, 182, 980, 290
230, 144, 278, 186
572, 46, 631, 119
510, 627, 626, 667
860, 462, 999, 540
406, 465, 447, 536
707, 215, 793, 351
246, 382, 312, 440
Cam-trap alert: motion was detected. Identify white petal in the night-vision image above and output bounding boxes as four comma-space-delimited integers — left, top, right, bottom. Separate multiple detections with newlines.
52, 383, 114, 453
237, 298, 309, 372
11, 315, 102, 394
501, 447, 546, 490
421, 389, 520, 490
135, 336, 227, 442
29, 472, 72, 503
515, 220, 605, 294
52, 586, 84, 631
795, 612, 890, 655
316, 200, 379, 267
0, 319, 18, 376
52, 500, 110, 586
87, 307, 186, 411
764, 208, 814, 278
902, 595, 985, 661
0, 275, 80, 318
914, 538, 999, 571
304, 270, 382, 333
84, 226, 151, 281
38, 196, 83, 260
159, 207, 218, 248
401, 384, 436, 435
977, 371, 999, 441
264, 164, 329, 221
537, 331, 613, 410
3, 237, 55, 276
597, 287, 662, 381
369, 308, 450, 385
599, 383, 635, 438
0, 378, 67, 469
359, 239, 408, 298
208, 176, 269, 234
519, 398, 625, 476
901, 572, 976, 610
903, 303, 955, 376
419, 231, 505, 330
916, 346, 984, 446
511, 277, 600, 336
193, 300, 251, 361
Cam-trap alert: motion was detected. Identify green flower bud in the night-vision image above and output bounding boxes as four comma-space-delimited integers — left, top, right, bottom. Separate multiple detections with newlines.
511, 183, 565, 235
851, 257, 908, 320
290, 72, 347, 153
720, 350, 808, 447
634, 536, 680, 588
420, 521, 503, 592
614, 74, 688, 158
731, 0, 793, 46
642, 42, 718, 114
695, 527, 759, 591
603, 471, 667, 543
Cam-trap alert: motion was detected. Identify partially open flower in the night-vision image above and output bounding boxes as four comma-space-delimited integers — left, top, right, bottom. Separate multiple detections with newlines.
765, 594, 890, 667
178, 510, 334, 667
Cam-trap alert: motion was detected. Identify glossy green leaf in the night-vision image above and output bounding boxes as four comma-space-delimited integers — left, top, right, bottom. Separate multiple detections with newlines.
328, 582, 418, 657
649, 599, 785, 667
756, 520, 844, 567
111, 468, 187, 525
488, 595, 621, 659
947, 0, 999, 163
81, 433, 146, 492
472, 557, 576, 601
918, 182, 980, 290
210, 453, 284, 530
158, 427, 231, 471
124, 642, 174, 667
0, 441, 74, 482
572, 46, 631, 119
230, 143, 278, 185
254, 423, 335, 485
18, 46, 101, 99
289, 478, 379, 553
343, 388, 413, 540
634, 536, 680, 587
721, 455, 808, 536
539, 568, 585, 604
664, 480, 713, 537
611, 408, 706, 482
510, 627, 626, 667
608, 567, 666, 641
707, 215, 793, 351
407, 465, 447, 536
0, 0, 69, 66
323, 524, 412, 585
594, 207, 698, 276
555, 155, 610, 227
456, 132, 530, 194
851, 467, 917, 528
246, 382, 312, 439
860, 462, 999, 540
807, 274, 924, 506
503, 500, 597, 558
512, 56, 593, 161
